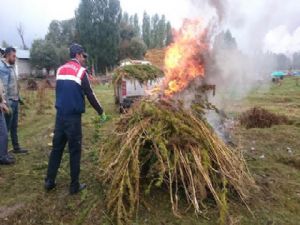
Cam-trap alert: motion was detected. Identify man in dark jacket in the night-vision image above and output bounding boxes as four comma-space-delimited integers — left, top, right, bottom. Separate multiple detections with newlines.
45, 44, 106, 194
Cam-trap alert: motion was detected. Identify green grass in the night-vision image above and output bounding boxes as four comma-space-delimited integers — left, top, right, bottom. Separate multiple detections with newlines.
0, 77, 300, 224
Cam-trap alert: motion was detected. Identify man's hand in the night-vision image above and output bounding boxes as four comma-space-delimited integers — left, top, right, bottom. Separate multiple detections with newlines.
0, 103, 10, 114
19, 97, 25, 106
100, 112, 108, 123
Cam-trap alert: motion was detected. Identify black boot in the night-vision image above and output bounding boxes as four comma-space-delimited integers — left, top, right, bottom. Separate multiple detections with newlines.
7, 153, 15, 160
13, 147, 29, 154
0, 156, 15, 165
44, 179, 56, 192
70, 183, 87, 195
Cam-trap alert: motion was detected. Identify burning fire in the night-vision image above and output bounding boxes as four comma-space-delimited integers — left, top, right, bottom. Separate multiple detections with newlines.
163, 19, 209, 97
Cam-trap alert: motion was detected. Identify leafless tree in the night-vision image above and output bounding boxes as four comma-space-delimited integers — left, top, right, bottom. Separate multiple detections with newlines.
17, 23, 28, 50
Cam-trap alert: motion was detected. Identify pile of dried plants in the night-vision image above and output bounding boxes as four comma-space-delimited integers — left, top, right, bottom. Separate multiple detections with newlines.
113, 64, 164, 84
99, 99, 255, 224
240, 107, 289, 129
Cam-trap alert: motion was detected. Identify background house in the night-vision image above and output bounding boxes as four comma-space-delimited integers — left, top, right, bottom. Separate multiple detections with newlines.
15, 49, 31, 78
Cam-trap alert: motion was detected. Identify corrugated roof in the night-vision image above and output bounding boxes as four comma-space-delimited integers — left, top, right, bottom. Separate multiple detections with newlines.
16, 49, 30, 59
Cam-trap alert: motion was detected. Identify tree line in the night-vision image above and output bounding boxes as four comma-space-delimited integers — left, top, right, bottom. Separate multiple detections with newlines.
30, 0, 173, 74
213, 30, 300, 76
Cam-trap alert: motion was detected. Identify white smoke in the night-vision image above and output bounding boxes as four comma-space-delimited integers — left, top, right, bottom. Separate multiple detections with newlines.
179, 0, 293, 106
176, 0, 270, 107
264, 25, 300, 55
207, 0, 226, 22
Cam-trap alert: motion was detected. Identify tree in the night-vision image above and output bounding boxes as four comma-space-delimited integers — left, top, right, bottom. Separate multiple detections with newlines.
120, 23, 135, 41
150, 14, 160, 48
43, 19, 76, 68
157, 15, 166, 48
129, 15, 134, 26
119, 12, 147, 60
46, 20, 61, 46
76, 0, 121, 72
293, 52, 300, 69
30, 39, 59, 74
276, 54, 291, 70
128, 37, 147, 59
165, 22, 173, 46
142, 12, 151, 48
17, 23, 28, 50
119, 37, 147, 60
133, 13, 140, 37
122, 12, 129, 24
61, 19, 78, 45
46, 19, 77, 47
213, 30, 237, 51
224, 30, 237, 50
1, 40, 10, 48
57, 46, 70, 65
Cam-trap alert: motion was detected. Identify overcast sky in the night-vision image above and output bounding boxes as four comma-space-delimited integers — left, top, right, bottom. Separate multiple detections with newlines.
0, 0, 299, 54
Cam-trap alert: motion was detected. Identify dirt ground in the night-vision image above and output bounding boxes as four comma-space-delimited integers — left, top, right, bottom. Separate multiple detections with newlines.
0, 77, 299, 225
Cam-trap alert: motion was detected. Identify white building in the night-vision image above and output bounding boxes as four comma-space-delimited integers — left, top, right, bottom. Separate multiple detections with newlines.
15, 49, 31, 78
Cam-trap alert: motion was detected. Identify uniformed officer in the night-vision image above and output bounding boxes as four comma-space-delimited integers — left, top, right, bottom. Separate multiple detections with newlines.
45, 44, 106, 194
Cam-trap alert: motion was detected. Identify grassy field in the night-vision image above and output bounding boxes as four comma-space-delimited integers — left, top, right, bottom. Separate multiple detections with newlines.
0, 77, 300, 225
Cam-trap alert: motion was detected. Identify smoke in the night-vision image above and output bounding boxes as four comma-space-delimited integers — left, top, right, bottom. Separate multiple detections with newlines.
188, 1, 278, 104
207, 0, 226, 22
264, 25, 300, 56
226, 0, 300, 53
189, 0, 227, 23
172, 0, 297, 111
173, 0, 274, 141
206, 48, 262, 108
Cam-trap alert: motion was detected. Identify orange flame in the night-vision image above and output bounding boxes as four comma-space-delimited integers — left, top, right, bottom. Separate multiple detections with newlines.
163, 19, 209, 97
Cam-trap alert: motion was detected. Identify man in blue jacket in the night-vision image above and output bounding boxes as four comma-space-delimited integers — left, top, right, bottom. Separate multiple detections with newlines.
0, 47, 28, 155
0, 78, 15, 165
45, 44, 106, 194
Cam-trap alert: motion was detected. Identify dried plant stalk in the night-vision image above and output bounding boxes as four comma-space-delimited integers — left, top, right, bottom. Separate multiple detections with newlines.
99, 99, 255, 224
240, 107, 289, 129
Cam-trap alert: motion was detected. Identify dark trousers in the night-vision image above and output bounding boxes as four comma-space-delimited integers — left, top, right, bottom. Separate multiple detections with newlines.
5, 100, 20, 150
0, 111, 8, 158
46, 114, 82, 188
